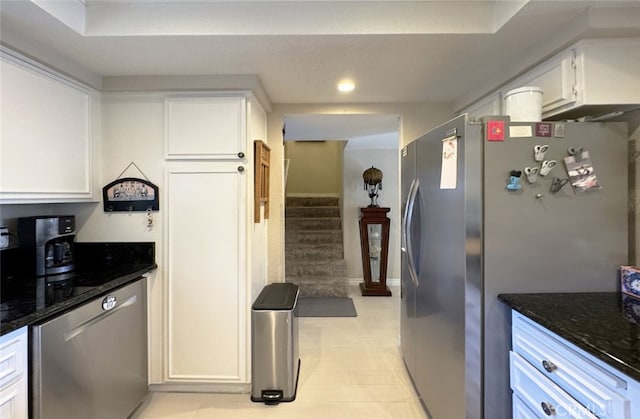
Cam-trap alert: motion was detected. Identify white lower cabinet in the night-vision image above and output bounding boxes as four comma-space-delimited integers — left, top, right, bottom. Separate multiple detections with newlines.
511, 352, 598, 418
510, 312, 639, 419
513, 394, 542, 419
164, 163, 248, 385
0, 327, 28, 419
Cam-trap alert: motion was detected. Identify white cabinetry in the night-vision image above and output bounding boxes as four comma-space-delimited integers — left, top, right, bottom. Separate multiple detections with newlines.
162, 93, 264, 389
502, 38, 640, 120
502, 50, 577, 118
461, 92, 502, 120
510, 312, 640, 418
0, 328, 28, 419
165, 163, 247, 384
459, 38, 640, 121
0, 49, 96, 203
165, 96, 246, 160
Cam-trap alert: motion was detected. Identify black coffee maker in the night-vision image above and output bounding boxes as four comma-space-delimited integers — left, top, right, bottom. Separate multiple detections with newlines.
18, 216, 76, 277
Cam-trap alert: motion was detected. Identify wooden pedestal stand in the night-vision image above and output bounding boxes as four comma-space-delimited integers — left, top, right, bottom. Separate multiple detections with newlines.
358, 207, 392, 296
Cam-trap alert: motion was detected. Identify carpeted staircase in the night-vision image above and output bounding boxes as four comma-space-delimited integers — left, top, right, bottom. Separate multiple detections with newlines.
285, 196, 349, 298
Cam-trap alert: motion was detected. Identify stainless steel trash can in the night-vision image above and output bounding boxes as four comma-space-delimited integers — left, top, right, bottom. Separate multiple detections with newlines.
251, 283, 300, 404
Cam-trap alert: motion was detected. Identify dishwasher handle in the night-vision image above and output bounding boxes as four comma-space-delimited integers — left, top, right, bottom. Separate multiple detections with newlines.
64, 293, 138, 342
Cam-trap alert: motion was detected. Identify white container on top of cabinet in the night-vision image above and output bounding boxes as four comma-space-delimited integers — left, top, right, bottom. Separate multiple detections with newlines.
510, 312, 640, 419
0, 49, 97, 203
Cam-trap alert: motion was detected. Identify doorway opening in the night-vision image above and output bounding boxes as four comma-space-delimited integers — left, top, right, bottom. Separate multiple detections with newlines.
282, 113, 401, 298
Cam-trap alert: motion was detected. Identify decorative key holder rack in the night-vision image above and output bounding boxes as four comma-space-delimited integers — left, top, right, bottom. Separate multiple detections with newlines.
102, 162, 159, 212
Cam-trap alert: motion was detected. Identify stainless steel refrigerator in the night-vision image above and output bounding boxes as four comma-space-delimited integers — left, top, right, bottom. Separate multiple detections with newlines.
400, 114, 628, 418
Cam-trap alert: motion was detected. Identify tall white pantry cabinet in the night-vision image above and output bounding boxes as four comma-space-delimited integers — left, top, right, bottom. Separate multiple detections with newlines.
163, 94, 267, 390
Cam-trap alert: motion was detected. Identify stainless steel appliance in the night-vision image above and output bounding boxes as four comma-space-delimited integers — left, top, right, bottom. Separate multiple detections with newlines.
17, 216, 76, 277
400, 115, 628, 418
31, 279, 148, 419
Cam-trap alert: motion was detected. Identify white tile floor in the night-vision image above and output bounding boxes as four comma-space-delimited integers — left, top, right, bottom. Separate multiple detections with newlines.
136, 284, 427, 419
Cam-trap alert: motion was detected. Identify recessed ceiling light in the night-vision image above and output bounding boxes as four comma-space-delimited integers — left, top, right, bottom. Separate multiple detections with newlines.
338, 80, 355, 92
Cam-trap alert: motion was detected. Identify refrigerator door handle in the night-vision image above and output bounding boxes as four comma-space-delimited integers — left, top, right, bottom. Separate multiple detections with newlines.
404, 178, 420, 287
401, 179, 415, 253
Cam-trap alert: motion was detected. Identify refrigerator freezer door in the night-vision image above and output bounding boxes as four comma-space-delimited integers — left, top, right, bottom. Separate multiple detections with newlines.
413, 114, 468, 419
400, 142, 418, 378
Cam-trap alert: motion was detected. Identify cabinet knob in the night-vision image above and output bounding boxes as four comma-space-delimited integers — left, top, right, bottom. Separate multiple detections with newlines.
238, 166, 245, 172
542, 360, 557, 373
237, 152, 245, 158
540, 402, 556, 416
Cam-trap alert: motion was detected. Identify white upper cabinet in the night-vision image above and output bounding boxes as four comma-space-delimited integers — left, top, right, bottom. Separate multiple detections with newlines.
575, 38, 640, 108
503, 38, 640, 120
164, 95, 247, 160
502, 50, 577, 118
461, 92, 502, 121
460, 38, 640, 121
0, 50, 96, 203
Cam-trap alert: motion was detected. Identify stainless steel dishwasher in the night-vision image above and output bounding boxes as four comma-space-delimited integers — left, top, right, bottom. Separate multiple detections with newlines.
31, 278, 148, 419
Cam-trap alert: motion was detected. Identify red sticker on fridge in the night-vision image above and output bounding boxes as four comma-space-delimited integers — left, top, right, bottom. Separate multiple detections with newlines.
486, 121, 505, 141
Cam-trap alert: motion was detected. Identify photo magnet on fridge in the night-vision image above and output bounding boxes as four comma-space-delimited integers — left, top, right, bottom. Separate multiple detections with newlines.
486, 121, 505, 141
535, 123, 552, 137
564, 150, 601, 195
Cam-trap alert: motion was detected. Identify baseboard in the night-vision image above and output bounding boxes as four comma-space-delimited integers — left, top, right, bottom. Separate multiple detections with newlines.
286, 193, 340, 197
148, 383, 251, 393
348, 277, 399, 286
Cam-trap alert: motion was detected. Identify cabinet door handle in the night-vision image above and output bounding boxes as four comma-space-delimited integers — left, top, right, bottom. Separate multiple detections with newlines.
238, 166, 245, 172
542, 360, 557, 373
540, 401, 556, 416
238, 152, 245, 158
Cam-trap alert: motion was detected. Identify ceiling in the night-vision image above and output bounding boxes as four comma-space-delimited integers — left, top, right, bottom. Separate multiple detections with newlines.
1, 1, 639, 141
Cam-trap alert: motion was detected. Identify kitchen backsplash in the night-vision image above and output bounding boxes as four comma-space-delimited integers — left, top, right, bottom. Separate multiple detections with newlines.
0, 203, 98, 248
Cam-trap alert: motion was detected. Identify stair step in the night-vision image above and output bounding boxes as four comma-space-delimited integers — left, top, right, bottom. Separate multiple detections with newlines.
284, 196, 348, 298
285, 206, 340, 218
285, 230, 343, 244
286, 217, 341, 230
285, 259, 346, 277
285, 243, 344, 260
286, 196, 339, 207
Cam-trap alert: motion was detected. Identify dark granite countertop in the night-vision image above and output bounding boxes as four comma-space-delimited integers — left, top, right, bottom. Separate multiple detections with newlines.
1, 242, 156, 336
498, 292, 640, 383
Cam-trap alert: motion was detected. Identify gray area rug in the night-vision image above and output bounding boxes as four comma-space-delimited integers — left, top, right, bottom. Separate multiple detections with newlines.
295, 297, 357, 317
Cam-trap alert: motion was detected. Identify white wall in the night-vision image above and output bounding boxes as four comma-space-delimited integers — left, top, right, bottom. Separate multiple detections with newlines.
248, 99, 270, 304
82, 93, 167, 383
343, 147, 400, 282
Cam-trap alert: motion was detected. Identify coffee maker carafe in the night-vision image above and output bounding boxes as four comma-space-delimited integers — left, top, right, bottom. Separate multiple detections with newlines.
18, 216, 76, 277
